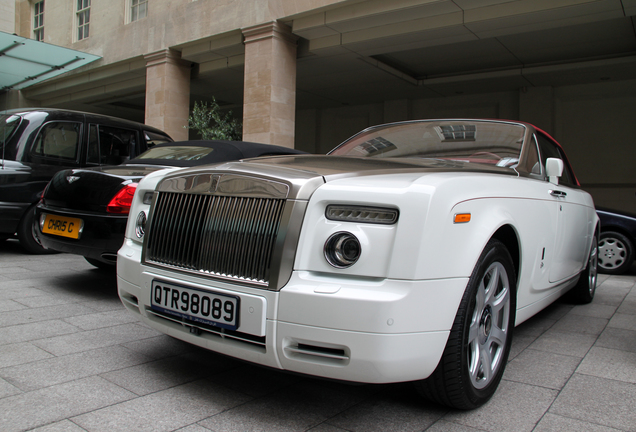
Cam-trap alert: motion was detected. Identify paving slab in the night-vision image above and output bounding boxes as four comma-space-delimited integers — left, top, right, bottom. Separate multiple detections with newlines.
0, 376, 135, 432
526, 328, 597, 357
0, 344, 153, 391
442, 380, 558, 432
503, 348, 581, 390
533, 413, 624, 432
550, 374, 636, 431
71, 379, 253, 432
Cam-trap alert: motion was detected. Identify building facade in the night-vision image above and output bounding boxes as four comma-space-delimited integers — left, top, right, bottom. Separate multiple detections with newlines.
1, 0, 635, 212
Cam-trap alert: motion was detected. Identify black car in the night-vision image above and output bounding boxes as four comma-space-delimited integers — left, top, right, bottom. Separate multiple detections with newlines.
597, 208, 636, 275
35, 140, 307, 269
0, 108, 172, 253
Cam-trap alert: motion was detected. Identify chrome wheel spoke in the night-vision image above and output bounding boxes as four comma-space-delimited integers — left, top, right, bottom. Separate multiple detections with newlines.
491, 287, 509, 316
475, 280, 486, 315
468, 340, 480, 380
468, 315, 480, 345
490, 320, 507, 343
483, 265, 498, 303
478, 343, 494, 382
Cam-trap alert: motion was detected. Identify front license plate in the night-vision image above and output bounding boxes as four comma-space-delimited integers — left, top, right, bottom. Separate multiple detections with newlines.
41, 214, 84, 239
151, 280, 240, 331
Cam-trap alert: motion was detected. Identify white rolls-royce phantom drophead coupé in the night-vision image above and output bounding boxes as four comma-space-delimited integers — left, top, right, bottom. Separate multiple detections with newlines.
117, 119, 598, 409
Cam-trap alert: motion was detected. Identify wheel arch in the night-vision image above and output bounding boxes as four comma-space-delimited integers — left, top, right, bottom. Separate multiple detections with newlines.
491, 224, 520, 285
599, 223, 630, 242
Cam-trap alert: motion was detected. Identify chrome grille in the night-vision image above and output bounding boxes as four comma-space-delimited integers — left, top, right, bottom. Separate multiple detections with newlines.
145, 191, 286, 285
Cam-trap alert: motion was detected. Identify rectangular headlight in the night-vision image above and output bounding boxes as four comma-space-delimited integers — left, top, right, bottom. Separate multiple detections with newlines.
142, 191, 154, 205
326, 205, 399, 225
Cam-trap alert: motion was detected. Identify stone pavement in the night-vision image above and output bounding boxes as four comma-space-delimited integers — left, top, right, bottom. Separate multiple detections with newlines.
1, 238, 635, 432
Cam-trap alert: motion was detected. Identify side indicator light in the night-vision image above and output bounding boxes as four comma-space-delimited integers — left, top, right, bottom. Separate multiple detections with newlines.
454, 213, 471, 223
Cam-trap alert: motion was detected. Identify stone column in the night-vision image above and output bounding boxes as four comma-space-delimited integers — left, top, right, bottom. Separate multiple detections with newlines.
242, 21, 298, 148
144, 49, 191, 141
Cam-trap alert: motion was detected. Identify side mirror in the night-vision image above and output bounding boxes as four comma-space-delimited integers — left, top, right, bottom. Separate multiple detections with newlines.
545, 158, 563, 185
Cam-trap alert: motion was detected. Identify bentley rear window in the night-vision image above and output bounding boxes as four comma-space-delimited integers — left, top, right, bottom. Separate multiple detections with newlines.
330, 120, 526, 168
135, 146, 214, 161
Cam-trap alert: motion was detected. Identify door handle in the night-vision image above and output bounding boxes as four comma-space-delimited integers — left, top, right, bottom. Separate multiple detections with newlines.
550, 190, 567, 198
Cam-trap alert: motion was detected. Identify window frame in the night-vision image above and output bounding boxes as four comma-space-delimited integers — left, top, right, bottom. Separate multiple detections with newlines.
76, 0, 91, 41
33, 1, 44, 41
86, 124, 140, 166
535, 132, 576, 187
129, 0, 149, 23
30, 121, 83, 164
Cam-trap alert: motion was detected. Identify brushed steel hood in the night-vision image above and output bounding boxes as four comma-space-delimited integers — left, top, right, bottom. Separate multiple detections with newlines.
156, 154, 517, 201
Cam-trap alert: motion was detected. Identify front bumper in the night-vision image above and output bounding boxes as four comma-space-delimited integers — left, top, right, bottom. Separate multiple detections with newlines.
117, 239, 467, 384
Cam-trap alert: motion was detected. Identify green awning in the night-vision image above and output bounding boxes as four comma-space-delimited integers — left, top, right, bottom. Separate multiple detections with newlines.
0, 31, 101, 91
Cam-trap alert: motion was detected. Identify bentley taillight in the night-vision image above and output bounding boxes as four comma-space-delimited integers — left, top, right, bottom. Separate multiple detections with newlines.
106, 183, 138, 214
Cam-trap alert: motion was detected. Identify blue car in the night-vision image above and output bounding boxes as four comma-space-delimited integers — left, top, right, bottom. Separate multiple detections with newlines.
597, 208, 636, 274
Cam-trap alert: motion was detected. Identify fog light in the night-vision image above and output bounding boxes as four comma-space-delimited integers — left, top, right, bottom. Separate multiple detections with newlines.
135, 211, 146, 239
324, 232, 361, 268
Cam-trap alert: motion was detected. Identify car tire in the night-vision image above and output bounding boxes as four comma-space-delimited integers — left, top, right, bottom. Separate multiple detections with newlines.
598, 231, 633, 275
17, 206, 57, 255
416, 239, 516, 409
84, 257, 116, 271
567, 235, 598, 304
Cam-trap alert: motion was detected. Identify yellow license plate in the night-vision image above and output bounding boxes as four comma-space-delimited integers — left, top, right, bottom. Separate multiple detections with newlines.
42, 214, 84, 239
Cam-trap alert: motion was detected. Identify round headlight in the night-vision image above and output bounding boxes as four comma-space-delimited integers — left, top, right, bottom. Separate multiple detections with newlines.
135, 211, 146, 239
324, 232, 361, 268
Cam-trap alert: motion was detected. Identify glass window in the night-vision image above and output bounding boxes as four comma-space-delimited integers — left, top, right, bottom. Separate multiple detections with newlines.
77, 0, 91, 41
0, 114, 22, 147
330, 120, 525, 168
518, 135, 541, 175
144, 130, 173, 147
135, 146, 214, 161
86, 125, 138, 165
535, 133, 574, 186
33, 1, 44, 41
32, 122, 82, 161
86, 124, 99, 164
131, 0, 148, 22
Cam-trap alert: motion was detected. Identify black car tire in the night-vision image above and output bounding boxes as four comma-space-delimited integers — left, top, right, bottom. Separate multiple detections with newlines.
17, 206, 57, 255
598, 231, 633, 275
416, 239, 516, 409
567, 236, 598, 304
85, 257, 116, 271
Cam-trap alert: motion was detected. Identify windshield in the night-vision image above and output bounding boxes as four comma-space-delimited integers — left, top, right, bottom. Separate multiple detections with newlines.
330, 120, 526, 167
0, 114, 22, 147
134, 145, 214, 161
